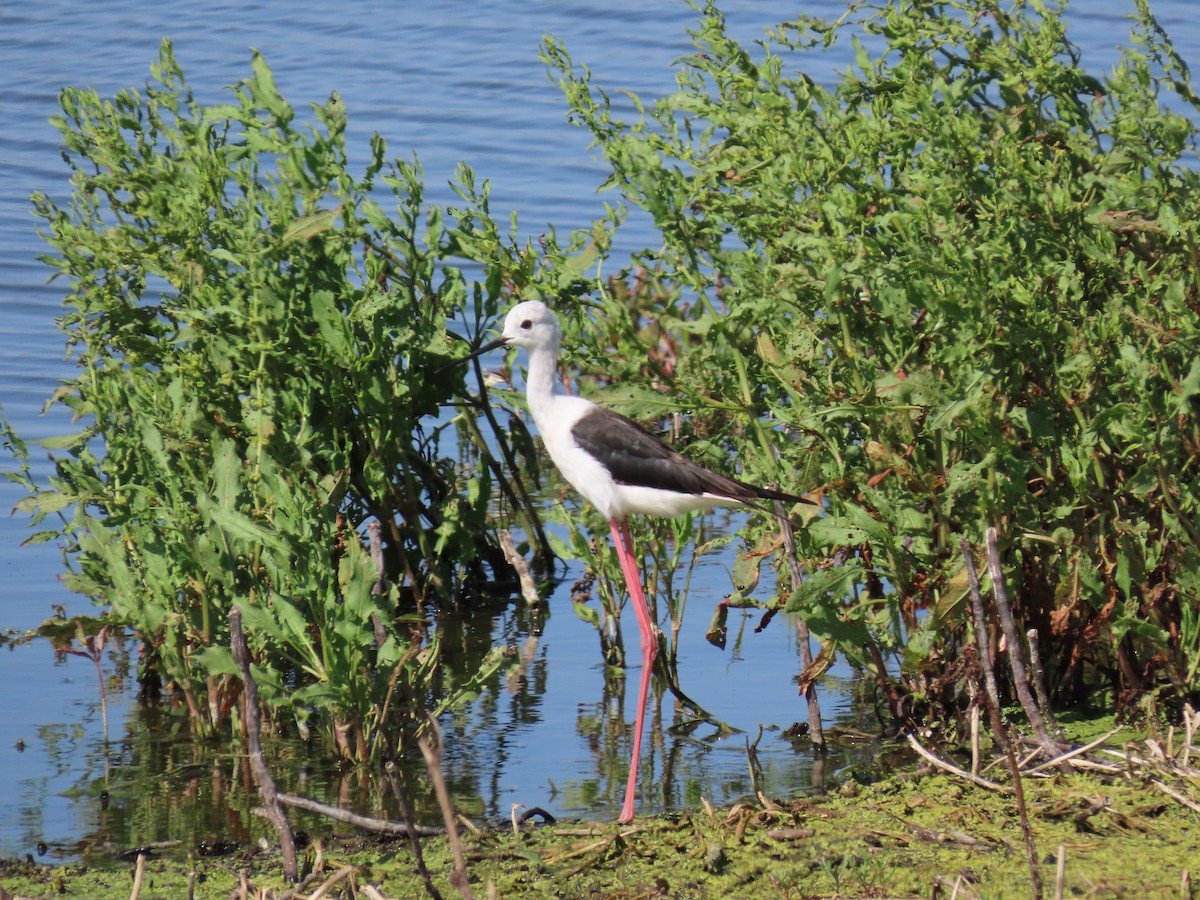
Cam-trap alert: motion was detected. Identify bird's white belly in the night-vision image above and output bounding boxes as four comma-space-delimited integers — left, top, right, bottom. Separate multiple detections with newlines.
605, 483, 739, 519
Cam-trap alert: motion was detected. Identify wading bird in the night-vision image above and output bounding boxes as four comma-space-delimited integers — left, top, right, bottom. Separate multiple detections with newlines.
462, 300, 807, 822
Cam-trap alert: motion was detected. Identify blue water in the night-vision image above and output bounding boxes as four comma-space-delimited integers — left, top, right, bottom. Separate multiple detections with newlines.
0, 0, 1196, 861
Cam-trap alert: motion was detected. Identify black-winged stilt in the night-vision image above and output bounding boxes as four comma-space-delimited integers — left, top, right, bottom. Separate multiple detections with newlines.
463, 300, 807, 822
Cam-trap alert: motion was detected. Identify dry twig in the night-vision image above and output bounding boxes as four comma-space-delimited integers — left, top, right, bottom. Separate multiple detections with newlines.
773, 491, 825, 747
305, 866, 357, 900
230, 607, 298, 882
906, 733, 1009, 793
1025, 628, 1060, 737
129, 852, 147, 900
498, 530, 542, 609
1026, 728, 1123, 775
985, 527, 1062, 764
384, 759, 446, 900
275, 792, 443, 836
420, 722, 475, 900
960, 538, 1002, 722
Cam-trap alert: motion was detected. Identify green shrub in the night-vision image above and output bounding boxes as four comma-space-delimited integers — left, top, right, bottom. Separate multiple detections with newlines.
17, 41, 544, 751
544, 0, 1200, 714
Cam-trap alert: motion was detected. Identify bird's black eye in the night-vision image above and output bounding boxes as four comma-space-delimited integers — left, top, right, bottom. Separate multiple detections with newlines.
521, 319, 533, 330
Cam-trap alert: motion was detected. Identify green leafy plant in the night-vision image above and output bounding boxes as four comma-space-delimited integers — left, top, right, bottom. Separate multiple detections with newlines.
17, 41, 557, 753
544, 0, 1200, 717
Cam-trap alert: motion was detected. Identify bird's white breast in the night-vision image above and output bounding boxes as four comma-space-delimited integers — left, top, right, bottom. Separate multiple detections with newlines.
530, 395, 624, 517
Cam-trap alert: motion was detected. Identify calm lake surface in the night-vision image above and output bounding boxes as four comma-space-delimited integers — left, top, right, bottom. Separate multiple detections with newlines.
1, 0, 1196, 861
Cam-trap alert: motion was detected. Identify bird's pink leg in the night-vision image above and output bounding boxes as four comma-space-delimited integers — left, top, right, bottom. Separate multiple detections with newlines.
609, 516, 657, 824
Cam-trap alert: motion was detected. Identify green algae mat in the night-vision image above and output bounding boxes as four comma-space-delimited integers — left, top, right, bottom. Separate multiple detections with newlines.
1, 770, 1195, 899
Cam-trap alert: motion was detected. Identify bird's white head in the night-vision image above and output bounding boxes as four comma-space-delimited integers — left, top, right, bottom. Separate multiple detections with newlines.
499, 300, 562, 352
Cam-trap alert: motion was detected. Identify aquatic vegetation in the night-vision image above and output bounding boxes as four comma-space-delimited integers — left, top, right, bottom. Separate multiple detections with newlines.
11, 41, 575, 754
544, 0, 1200, 717
1, 756, 1197, 898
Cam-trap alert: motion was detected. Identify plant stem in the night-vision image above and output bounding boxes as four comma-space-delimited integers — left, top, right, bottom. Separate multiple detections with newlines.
985, 527, 1063, 762
418, 722, 475, 900
229, 607, 298, 882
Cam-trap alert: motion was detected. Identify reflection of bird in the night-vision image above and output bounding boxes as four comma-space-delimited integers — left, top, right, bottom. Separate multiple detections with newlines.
465, 300, 807, 822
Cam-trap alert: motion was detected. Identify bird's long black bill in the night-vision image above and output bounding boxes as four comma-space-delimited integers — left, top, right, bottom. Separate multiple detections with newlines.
435, 335, 510, 373
468, 336, 511, 359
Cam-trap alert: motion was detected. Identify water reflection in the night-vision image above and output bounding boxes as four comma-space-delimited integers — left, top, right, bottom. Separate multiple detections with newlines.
430, 579, 872, 824
20, 578, 878, 862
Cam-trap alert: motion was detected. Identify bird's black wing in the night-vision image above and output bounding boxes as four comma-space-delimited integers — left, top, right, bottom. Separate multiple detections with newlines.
570, 408, 806, 504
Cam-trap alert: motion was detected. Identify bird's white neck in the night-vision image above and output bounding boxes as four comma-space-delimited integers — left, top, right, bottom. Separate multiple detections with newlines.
522, 339, 563, 429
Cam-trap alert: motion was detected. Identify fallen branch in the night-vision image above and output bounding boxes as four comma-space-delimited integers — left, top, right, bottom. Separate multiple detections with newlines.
275, 792, 444, 836
905, 733, 1010, 793
1025, 727, 1124, 775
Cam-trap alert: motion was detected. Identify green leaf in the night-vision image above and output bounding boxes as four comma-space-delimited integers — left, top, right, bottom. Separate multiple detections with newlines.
805, 515, 870, 548
31, 431, 90, 450
310, 289, 352, 357
283, 208, 339, 244
15, 491, 76, 516
205, 504, 290, 556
